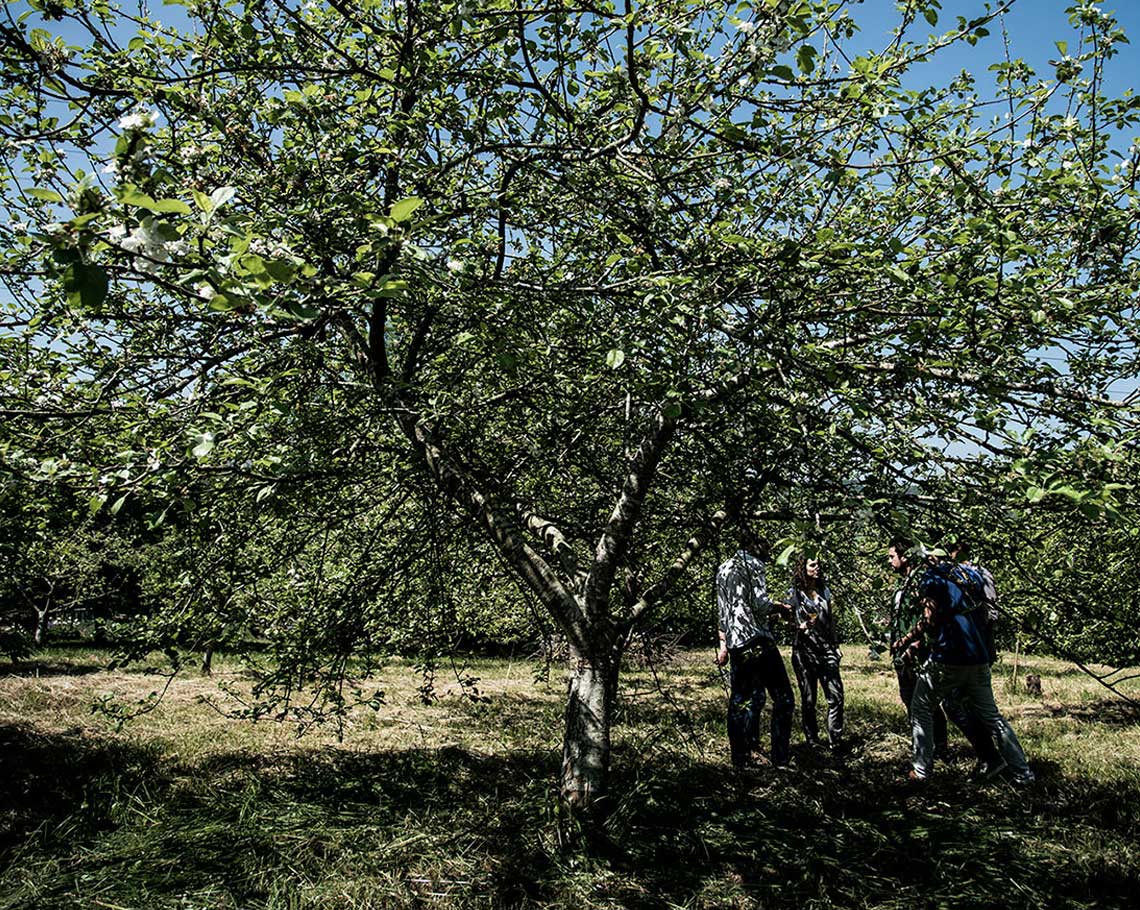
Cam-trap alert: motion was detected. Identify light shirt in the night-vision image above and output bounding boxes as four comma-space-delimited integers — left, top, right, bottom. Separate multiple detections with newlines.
717, 549, 777, 650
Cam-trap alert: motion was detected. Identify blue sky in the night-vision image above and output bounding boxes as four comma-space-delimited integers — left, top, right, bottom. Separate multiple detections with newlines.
849, 0, 1138, 98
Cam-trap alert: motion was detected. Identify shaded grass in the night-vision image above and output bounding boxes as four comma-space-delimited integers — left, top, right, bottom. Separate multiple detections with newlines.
1, 649, 1138, 909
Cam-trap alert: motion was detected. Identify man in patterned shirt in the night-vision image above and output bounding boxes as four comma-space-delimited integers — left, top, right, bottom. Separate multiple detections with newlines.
716, 526, 795, 768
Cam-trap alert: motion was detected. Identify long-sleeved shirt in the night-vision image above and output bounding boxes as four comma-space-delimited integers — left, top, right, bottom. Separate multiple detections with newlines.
787, 585, 837, 654
717, 549, 778, 650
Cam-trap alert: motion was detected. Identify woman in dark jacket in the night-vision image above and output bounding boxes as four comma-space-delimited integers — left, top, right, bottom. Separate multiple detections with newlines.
787, 555, 844, 750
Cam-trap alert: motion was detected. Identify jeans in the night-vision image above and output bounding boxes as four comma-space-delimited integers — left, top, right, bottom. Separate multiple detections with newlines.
729, 641, 794, 766
911, 661, 1032, 780
792, 645, 844, 746
896, 662, 1000, 764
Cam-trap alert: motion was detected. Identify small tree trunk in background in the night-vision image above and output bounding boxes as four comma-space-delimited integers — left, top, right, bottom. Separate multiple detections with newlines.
201, 647, 214, 676
33, 603, 51, 646
1011, 629, 1022, 692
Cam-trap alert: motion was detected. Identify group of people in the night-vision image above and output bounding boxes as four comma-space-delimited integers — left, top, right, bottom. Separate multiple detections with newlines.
715, 526, 1034, 786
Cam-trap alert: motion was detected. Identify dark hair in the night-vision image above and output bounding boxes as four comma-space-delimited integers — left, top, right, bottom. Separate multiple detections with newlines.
947, 538, 970, 560
739, 526, 770, 560
793, 554, 827, 591
889, 537, 913, 556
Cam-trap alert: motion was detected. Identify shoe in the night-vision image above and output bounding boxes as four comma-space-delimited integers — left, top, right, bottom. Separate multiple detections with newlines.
1010, 771, 1036, 787
970, 758, 1007, 782
906, 769, 928, 786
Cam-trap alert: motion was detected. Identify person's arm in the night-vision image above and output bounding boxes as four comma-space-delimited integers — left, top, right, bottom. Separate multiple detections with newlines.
715, 567, 730, 666
716, 627, 729, 666
753, 562, 791, 618
892, 592, 940, 655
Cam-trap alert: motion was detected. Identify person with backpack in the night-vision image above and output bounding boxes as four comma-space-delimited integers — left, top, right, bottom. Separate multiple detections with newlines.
888, 539, 1004, 778
716, 526, 796, 769
787, 554, 844, 751
892, 550, 1034, 785
948, 538, 1000, 666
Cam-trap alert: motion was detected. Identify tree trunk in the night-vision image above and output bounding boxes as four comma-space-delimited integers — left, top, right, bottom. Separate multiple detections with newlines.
33, 604, 50, 646
560, 644, 619, 813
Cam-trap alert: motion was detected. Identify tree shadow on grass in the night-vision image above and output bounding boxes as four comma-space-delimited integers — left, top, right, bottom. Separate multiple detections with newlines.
1, 696, 1139, 909
1016, 697, 1140, 727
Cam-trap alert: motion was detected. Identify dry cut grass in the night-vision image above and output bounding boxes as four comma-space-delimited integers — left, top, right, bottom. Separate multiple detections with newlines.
1, 646, 1138, 909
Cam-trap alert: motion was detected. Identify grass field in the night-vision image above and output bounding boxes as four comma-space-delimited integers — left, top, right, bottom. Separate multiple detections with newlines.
1, 646, 1138, 909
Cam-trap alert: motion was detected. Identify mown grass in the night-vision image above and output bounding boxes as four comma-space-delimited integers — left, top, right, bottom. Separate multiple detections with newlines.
1, 647, 1137, 909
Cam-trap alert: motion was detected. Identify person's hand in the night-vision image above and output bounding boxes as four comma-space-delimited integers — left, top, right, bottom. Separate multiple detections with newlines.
798, 622, 809, 632
715, 645, 728, 667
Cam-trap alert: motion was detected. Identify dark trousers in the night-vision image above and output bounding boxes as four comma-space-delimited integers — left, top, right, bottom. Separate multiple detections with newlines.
729, 641, 794, 767
792, 646, 844, 746
896, 662, 999, 763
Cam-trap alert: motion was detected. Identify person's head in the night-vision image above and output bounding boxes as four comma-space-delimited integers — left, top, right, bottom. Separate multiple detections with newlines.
888, 537, 913, 575
947, 538, 969, 562
793, 554, 826, 590
739, 525, 770, 560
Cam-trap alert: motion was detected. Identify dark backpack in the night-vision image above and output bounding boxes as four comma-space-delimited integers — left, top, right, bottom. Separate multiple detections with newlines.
918, 561, 987, 615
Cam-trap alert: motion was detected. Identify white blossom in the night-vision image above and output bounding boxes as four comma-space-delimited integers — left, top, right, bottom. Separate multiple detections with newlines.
446, 258, 464, 273
119, 108, 158, 131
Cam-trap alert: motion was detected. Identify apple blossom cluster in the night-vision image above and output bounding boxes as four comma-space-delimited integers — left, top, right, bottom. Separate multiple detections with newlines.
105, 222, 189, 274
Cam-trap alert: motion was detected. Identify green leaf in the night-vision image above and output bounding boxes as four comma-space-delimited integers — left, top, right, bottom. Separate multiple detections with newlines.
119, 187, 158, 208
28, 187, 63, 203
796, 45, 817, 74
389, 197, 423, 222
775, 543, 798, 566
605, 348, 626, 369
118, 188, 191, 214
207, 295, 245, 312
264, 259, 297, 282
62, 262, 109, 310
209, 186, 236, 211
148, 198, 192, 215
